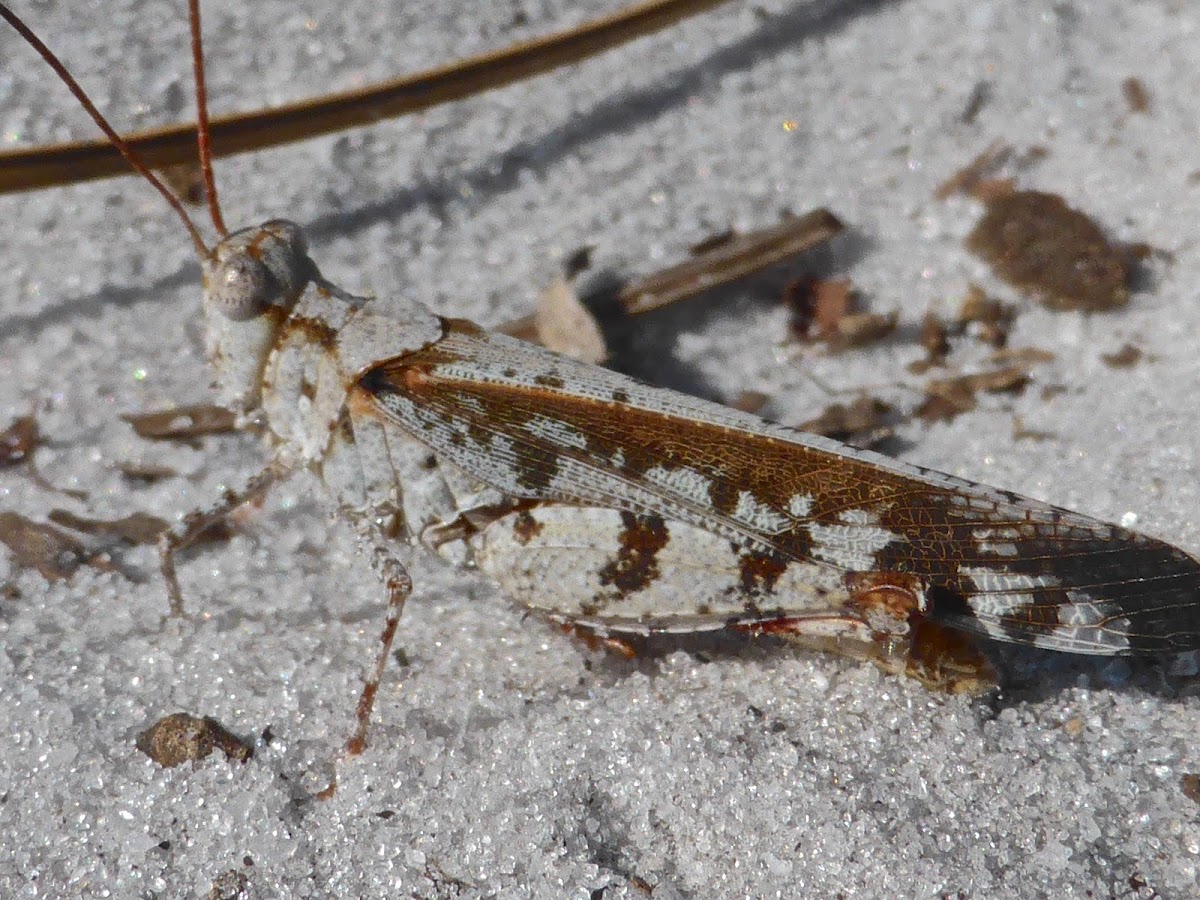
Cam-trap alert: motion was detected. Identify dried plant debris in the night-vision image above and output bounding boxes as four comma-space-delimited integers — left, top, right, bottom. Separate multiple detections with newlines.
123, 403, 237, 441
960, 80, 991, 124
619, 208, 845, 315
688, 227, 738, 256
985, 346, 1056, 367
47, 509, 169, 546
136, 713, 253, 767
0, 507, 215, 582
499, 249, 607, 364
917, 312, 952, 368
934, 142, 1014, 200
787, 276, 897, 351
966, 190, 1132, 312
501, 211, 845, 357
835, 313, 898, 350
532, 274, 608, 365
1100, 343, 1146, 369
1181, 774, 1200, 806
1122, 77, 1151, 114
206, 870, 251, 900
729, 390, 770, 415
798, 396, 895, 448
1012, 415, 1055, 442
956, 284, 1015, 347
0, 412, 86, 499
0, 512, 114, 581
916, 366, 1032, 424
912, 285, 1016, 373
0, 413, 39, 467
157, 161, 206, 204
116, 461, 180, 483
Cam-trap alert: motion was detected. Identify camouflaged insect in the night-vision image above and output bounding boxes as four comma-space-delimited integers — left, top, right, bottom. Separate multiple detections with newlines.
186, 214, 1200, 736
10, 0, 1200, 763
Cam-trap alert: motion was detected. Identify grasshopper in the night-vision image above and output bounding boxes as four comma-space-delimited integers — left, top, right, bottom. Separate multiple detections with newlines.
5, 0, 1200, 771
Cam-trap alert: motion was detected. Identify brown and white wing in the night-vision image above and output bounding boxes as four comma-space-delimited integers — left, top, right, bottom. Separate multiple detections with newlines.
354, 320, 1200, 656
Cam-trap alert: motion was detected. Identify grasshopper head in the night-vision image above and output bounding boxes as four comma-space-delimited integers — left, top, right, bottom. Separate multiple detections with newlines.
201, 219, 316, 415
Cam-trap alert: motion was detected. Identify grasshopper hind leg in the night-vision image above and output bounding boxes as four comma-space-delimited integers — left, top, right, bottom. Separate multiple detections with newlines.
343, 515, 414, 758
733, 614, 996, 694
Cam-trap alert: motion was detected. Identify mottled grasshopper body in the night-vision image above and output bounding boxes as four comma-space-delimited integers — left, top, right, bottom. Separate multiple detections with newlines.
7, 0, 1200, 766
377, 318, 1200, 665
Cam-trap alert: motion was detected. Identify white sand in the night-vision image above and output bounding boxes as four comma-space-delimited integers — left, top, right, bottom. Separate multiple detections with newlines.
2, 0, 1199, 896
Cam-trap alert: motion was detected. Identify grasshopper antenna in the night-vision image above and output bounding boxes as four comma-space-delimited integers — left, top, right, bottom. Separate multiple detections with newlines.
188, 0, 227, 238
0, 2, 211, 259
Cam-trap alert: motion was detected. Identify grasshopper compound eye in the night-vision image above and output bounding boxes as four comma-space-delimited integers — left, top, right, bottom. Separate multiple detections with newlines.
205, 220, 313, 320
207, 252, 274, 321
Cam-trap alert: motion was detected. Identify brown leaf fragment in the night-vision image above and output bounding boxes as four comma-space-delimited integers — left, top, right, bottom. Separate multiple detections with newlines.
157, 161, 206, 204
123, 403, 237, 441
1122, 77, 1151, 114
1100, 343, 1143, 369
911, 293, 1013, 372
934, 141, 1013, 200
47, 509, 169, 546
0, 414, 39, 468
976, 323, 1007, 349
729, 390, 770, 415
810, 278, 853, 335
956, 283, 1013, 326
1181, 774, 1200, 805
970, 367, 1032, 394
0, 512, 89, 580
798, 396, 895, 448
916, 366, 1031, 423
919, 312, 951, 364
1, 412, 86, 499
835, 311, 899, 349
116, 461, 180, 483
1123, 241, 1158, 263
628, 874, 655, 895
787, 277, 896, 351
970, 178, 1018, 204
499, 248, 606, 362
916, 384, 977, 423
136, 712, 253, 767
966, 190, 1130, 311
786, 275, 848, 339
960, 80, 991, 124
1012, 415, 1055, 442
985, 346, 1056, 367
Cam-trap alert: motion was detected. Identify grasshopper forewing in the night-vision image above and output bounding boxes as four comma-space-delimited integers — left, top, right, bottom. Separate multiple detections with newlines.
6, 0, 1200, 773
